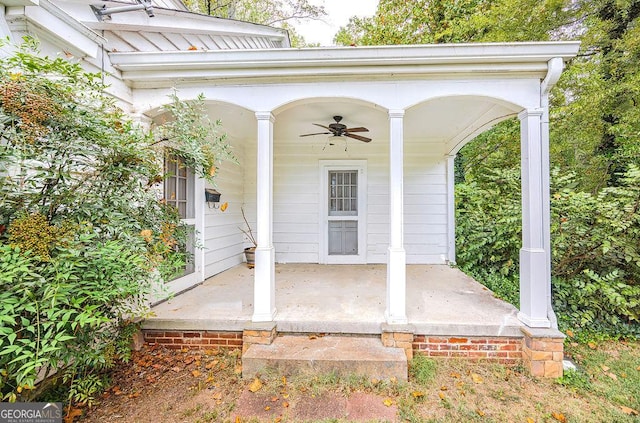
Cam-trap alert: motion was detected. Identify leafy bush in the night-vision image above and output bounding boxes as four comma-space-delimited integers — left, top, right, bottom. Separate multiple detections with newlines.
456, 157, 640, 338
455, 166, 521, 305
551, 167, 640, 336
0, 39, 232, 402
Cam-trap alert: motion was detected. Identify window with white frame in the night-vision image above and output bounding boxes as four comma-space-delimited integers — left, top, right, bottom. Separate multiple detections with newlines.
164, 153, 194, 219
164, 152, 195, 276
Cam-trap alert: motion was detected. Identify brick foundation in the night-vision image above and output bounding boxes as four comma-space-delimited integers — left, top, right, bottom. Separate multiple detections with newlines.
242, 322, 278, 353
412, 335, 522, 364
143, 330, 243, 349
381, 323, 415, 360
143, 327, 564, 378
521, 327, 565, 378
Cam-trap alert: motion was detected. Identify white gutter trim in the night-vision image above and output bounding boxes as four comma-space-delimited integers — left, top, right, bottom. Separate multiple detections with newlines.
110, 41, 581, 70
39, 0, 105, 44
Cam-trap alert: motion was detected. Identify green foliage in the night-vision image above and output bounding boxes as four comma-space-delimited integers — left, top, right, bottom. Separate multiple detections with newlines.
409, 355, 437, 385
156, 92, 235, 185
556, 369, 591, 391
0, 39, 233, 402
455, 163, 521, 305
551, 168, 640, 336
67, 374, 106, 407
456, 163, 640, 338
335, 0, 575, 46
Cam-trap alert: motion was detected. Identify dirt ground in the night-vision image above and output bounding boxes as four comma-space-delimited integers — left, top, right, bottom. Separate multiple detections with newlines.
77, 343, 639, 423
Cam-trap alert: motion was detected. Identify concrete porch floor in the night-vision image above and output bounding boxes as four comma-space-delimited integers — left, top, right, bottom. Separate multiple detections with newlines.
144, 264, 524, 337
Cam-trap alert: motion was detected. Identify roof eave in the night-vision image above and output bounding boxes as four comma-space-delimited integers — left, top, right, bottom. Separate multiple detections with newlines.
109, 41, 580, 86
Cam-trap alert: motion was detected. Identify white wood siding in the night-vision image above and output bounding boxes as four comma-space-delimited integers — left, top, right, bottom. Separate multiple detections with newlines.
404, 139, 448, 264
203, 137, 245, 277
241, 137, 449, 265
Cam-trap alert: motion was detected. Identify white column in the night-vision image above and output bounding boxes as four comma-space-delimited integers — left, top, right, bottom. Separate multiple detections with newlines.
446, 154, 456, 264
386, 110, 407, 324
253, 112, 276, 322
0, 7, 14, 47
518, 108, 551, 328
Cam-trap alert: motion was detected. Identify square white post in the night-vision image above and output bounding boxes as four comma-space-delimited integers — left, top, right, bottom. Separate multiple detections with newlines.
386, 110, 407, 325
253, 111, 276, 322
518, 108, 551, 328
446, 154, 456, 264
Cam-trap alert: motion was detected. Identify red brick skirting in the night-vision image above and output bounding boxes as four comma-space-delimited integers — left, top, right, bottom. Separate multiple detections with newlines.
412, 335, 522, 364
143, 330, 243, 349
144, 331, 523, 365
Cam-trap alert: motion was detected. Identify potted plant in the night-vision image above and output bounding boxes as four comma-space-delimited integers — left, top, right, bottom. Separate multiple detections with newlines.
239, 207, 257, 268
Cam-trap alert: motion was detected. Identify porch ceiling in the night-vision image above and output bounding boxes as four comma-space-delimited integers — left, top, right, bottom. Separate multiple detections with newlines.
201, 96, 515, 147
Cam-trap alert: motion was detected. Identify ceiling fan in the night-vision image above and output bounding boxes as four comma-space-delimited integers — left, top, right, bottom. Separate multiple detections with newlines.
299, 116, 371, 143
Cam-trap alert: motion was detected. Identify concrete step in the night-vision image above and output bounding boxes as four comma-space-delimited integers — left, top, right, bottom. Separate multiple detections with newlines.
242, 335, 407, 381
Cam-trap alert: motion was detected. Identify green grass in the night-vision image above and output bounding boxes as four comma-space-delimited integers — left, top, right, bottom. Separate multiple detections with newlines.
409, 354, 437, 385
564, 341, 640, 412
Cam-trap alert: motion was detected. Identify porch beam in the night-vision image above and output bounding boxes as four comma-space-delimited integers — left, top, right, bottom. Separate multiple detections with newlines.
386, 109, 407, 325
518, 108, 550, 328
253, 111, 276, 322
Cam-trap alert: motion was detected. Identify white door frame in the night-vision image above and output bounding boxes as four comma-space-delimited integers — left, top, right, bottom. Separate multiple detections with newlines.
167, 176, 205, 295
319, 160, 367, 264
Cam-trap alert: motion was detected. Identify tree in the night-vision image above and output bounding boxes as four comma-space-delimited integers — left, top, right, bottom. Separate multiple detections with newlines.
335, 0, 573, 46
183, 0, 326, 47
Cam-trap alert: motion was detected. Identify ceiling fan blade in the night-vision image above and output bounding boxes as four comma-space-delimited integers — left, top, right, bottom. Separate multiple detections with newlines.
345, 127, 369, 133
345, 133, 372, 143
312, 123, 334, 131
300, 132, 331, 137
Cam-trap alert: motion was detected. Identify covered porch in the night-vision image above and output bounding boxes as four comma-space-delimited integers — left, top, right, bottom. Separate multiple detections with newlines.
144, 263, 522, 337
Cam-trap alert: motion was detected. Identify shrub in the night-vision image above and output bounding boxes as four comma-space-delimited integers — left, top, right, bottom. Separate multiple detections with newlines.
0, 39, 233, 402
456, 163, 640, 338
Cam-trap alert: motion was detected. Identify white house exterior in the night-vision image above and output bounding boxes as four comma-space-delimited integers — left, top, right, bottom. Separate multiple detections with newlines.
0, 1, 580, 335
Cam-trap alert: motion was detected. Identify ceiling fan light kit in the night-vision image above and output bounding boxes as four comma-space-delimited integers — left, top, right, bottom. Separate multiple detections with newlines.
300, 115, 372, 143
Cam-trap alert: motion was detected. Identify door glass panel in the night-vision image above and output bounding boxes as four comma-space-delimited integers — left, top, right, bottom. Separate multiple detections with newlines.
164, 152, 196, 279
328, 170, 357, 217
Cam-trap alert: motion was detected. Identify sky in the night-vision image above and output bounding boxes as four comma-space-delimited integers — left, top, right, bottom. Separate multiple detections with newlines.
293, 0, 379, 46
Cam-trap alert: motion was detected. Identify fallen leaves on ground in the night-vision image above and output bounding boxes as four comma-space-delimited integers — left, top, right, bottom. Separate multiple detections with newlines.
383, 398, 394, 407
471, 373, 483, 384
412, 391, 425, 398
620, 406, 639, 415
248, 378, 263, 393
551, 411, 567, 422
526, 417, 535, 423
64, 407, 83, 423
438, 392, 446, 400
